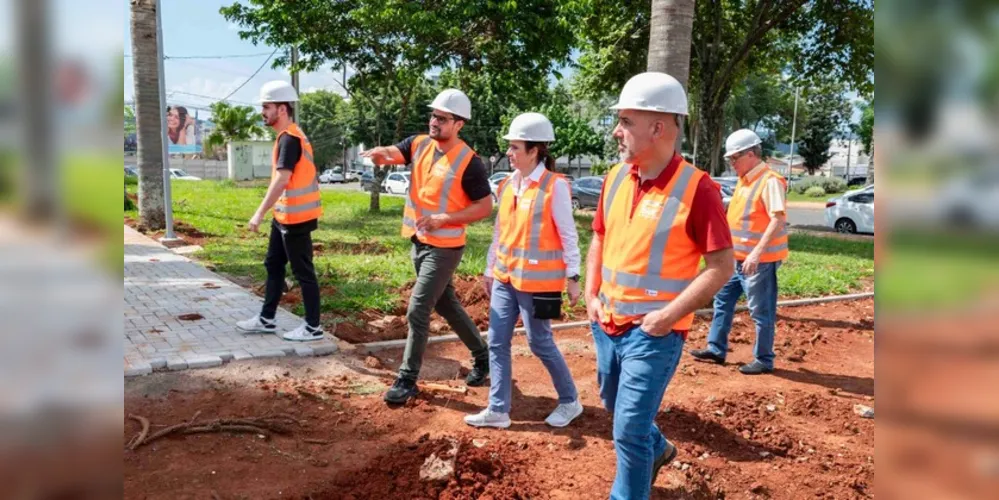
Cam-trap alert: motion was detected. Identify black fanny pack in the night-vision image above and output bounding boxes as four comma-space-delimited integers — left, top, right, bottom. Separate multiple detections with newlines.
533, 292, 563, 320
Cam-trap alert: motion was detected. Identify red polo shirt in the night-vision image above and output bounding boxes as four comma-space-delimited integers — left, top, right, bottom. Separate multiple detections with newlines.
592, 155, 733, 335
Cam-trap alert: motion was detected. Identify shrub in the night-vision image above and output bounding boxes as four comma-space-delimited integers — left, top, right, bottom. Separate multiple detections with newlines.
804, 185, 827, 197
820, 176, 847, 194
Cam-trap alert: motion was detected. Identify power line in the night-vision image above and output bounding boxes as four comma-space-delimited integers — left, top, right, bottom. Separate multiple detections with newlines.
166, 90, 255, 106
123, 52, 275, 60
220, 47, 280, 102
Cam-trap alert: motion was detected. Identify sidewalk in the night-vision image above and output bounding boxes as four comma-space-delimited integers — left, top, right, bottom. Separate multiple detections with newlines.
124, 226, 339, 377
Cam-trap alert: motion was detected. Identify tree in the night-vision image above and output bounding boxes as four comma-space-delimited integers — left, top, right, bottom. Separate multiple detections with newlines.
222, 0, 577, 212
854, 99, 873, 156
298, 90, 348, 170
647, 0, 695, 151
203, 101, 265, 158
130, 0, 165, 230
574, 0, 873, 175
797, 84, 850, 174
124, 104, 136, 139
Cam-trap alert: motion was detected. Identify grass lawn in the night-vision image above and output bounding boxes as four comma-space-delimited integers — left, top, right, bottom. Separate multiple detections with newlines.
125, 180, 874, 317
786, 190, 844, 203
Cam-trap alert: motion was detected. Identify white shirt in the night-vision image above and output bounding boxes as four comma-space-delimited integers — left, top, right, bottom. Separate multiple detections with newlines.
485, 163, 581, 278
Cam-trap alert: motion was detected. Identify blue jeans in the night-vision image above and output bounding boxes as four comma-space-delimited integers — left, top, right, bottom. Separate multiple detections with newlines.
592, 322, 685, 500
487, 279, 578, 414
706, 260, 781, 369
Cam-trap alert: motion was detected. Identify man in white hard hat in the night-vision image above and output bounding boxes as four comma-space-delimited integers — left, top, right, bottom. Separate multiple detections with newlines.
585, 72, 734, 499
691, 129, 788, 375
236, 81, 329, 342
361, 88, 493, 405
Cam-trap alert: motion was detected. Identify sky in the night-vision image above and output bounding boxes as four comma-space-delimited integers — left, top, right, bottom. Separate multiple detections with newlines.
122, 0, 347, 117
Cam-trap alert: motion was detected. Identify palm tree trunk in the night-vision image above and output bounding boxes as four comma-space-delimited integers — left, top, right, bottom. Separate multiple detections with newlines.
130, 0, 165, 230
647, 0, 696, 153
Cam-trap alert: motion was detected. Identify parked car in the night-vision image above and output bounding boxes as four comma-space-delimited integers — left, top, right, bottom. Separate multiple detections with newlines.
319, 169, 345, 183
937, 170, 999, 229
360, 171, 379, 192
347, 169, 364, 182
719, 183, 734, 211
846, 176, 868, 188
124, 166, 138, 177
571, 176, 605, 210
383, 172, 411, 195
711, 176, 738, 190
825, 185, 874, 234
169, 168, 201, 181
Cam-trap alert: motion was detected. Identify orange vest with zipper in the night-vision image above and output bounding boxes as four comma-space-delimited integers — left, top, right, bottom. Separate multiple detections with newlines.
493, 170, 567, 292
598, 160, 706, 332
272, 123, 322, 225
401, 135, 476, 248
727, 166, 789, 262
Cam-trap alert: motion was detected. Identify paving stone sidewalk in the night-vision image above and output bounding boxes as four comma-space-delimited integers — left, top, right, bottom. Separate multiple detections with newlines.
124, 225, 339, 377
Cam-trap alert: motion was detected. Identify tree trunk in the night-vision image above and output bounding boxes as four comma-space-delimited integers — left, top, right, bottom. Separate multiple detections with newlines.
698, 98, 727, 176
647, 0, 696, 152
19, 0, 58, 222
130, 0, 165, 230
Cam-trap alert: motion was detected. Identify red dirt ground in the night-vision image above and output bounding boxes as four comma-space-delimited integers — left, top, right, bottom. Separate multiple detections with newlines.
124, 298, 874, 499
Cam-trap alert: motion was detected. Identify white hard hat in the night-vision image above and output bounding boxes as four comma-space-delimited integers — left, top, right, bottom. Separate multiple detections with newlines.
502, 112, 555, 142
258, 80, 299, 103
724, 129, 763, 157
428, 88, 472, 120
610, 72, 688, 115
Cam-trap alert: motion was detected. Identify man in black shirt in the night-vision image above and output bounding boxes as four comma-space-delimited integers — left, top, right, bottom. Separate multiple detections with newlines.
237, 81, 328, 343
361, 88, 493, 404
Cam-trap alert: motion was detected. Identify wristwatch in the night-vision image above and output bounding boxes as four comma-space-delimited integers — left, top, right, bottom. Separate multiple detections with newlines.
568, 275, 580, 283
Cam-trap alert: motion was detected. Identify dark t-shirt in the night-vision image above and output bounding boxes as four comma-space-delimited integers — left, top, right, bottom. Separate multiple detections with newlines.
276, 134, 302, 171
394, 136, 491, 201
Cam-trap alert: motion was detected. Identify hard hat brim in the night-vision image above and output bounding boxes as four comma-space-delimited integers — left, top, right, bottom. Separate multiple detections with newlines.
501, 133, 555, 142
609, 102, 688, 115
428, 104, 469, 120
724, 141, 762, 157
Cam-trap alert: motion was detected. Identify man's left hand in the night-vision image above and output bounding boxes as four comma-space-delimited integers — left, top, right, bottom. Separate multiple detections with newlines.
416, 214, 447, 232
742, 251, 761, 276
635, 308, 674, 336
247, 213, 263, 233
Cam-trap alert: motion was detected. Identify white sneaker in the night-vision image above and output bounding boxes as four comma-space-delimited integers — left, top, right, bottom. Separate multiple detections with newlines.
281, 323, 324, 342
464, 409, 511, 429
545, 400, 583, 428
236, 315, 277, 334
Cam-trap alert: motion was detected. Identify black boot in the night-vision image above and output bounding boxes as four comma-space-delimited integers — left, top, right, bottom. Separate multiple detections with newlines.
465, 357, 489, 387
383, 377, 418, 405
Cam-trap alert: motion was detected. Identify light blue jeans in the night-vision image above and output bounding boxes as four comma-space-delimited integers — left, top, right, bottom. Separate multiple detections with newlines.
487, 279, 578, 414
707, 260, 782, 369
592, 322, 685, 500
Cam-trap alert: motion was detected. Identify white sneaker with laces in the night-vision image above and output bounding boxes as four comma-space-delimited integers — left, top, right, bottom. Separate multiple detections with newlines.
545, 400, 583, 428
282, 323, 324, 342
464, 408, 511, 429
236, 315, 277, 334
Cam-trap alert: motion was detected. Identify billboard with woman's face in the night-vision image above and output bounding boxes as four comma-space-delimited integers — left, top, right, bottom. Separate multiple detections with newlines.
166, 105, 202, 154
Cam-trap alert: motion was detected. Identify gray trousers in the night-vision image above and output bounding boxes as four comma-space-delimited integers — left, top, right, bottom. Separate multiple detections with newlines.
398, 241, 489, 381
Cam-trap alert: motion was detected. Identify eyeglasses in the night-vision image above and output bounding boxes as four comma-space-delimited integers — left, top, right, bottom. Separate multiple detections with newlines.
429, 113, 454, 124
726, 152, 744, 164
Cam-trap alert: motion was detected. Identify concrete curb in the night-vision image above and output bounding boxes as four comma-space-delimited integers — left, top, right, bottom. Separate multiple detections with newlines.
358, 292, 874, 353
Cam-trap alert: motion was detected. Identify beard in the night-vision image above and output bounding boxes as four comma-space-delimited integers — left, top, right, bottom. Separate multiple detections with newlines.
263, 114, 278, 127
429, 126, 447, 140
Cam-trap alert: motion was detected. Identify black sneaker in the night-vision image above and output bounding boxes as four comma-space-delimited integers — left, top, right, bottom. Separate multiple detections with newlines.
690, 348, 726, 365
383, 377, 418, 405
465, 358, 490, 387
739, 361, 774, 375
651, 440, 679, 487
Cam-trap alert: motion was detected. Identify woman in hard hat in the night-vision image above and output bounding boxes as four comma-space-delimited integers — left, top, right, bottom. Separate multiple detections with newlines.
464, 112, 583, 429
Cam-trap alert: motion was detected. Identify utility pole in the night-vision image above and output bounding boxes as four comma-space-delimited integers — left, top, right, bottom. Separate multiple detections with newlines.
290, 46, 299, 124
788, 87, 800, 176
156, 0, 178, 242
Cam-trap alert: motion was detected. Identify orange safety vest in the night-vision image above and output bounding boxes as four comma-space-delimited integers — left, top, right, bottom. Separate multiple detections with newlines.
272, 123, 322, 225
401, 135, 476, 248
492, 170, 567, 292
727, 165, 789, 262
598, 160, 706, 332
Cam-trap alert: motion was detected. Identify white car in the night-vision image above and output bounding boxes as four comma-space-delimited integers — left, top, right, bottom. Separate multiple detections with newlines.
937, 170, 999, 229
319, 169, 344, 184
825, 185, 874, 234
489, 172, 511, 194
169, 168, 201, 181
383, 172, 411, 195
